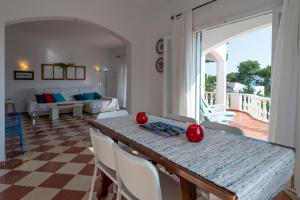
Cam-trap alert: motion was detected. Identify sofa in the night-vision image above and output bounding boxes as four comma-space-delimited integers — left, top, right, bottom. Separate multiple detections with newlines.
26, 87, 120, 117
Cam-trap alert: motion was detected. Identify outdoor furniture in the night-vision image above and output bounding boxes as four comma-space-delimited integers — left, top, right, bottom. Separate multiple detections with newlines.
49, 103, 83, 121
88, 115, 294, 200
201, 99, 235, 123
5, 112, 24, 153
200, 110, 233, 124
201, 98, 236, 117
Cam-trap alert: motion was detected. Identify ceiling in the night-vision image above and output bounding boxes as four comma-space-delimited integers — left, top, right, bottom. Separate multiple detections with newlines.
6, 20, 127, 49
124, 0, 176, 11
127, 0, 174, 6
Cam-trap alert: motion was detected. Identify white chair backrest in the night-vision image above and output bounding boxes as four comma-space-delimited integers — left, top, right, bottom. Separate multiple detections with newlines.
201, 121, 244, 135
167, 114, 197, 124
89, 128, 116, 170
97, 110, 129, 120
112, 143, 162, 200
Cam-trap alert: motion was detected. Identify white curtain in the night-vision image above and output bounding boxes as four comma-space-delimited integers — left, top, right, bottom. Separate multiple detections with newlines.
269, 0, 300, 196
168, 10, 196, 118
116, 56, 127, 108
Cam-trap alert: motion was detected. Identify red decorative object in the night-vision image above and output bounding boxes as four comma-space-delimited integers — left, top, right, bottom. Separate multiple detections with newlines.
136, 112, 148, 124
43, 93, 55, 103
186, 124, 204, 142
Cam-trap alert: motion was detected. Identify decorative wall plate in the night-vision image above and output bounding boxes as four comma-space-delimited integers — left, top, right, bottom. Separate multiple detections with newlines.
156, 57, 163, 73
156, 39, 164, 54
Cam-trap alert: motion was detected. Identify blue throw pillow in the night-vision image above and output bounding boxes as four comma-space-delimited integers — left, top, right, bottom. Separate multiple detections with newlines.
35, 94, 45, 104
82, 93, 94, 100
73, 94, 84, 101
52, 93, 66, 102
93, 92, 102, 99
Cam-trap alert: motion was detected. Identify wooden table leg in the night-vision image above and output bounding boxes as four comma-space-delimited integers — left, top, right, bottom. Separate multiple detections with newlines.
180, 177, 197, 200
97, 171, 113, 199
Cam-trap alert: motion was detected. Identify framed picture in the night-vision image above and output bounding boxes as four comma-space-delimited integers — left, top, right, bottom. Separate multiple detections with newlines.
76, 66, 86, 80
66, 66, 76, 80
42, 64, 54, 79
41, 64, 64, 80
53, 65, 64, 80
156, 39, 164, 54
14, 71, 34, 80
66, 66, 86, 80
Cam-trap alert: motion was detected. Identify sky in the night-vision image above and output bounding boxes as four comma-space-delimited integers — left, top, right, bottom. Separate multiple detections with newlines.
205, 26, 272, 75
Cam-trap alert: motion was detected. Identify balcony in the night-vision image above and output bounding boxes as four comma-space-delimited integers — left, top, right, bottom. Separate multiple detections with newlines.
205, 92, 270, 141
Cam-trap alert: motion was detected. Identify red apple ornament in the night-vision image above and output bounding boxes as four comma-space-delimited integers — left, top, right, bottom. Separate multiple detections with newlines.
136, 112, 148, 124
186, 124, 204, 142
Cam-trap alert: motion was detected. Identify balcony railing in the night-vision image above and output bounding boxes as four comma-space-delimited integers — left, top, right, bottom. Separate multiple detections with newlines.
204, 92, 271, 123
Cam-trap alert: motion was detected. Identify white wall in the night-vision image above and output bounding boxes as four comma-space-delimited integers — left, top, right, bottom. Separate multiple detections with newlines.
5, 25, 116, 112
0, 0, 160, 161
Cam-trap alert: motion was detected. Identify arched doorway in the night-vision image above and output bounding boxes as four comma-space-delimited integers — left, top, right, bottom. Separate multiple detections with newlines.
3, 17, 131, 159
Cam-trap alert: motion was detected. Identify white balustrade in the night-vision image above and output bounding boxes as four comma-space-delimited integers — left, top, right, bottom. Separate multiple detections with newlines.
204, 92, 216, 106
204, 92, 271, 123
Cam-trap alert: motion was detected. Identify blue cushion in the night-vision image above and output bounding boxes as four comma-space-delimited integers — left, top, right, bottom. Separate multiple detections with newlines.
52, 93, 65, 102
35, 94, 45, 104
82, 93, 94, 100
73, 94, 84, 101
93, 92, 102, 99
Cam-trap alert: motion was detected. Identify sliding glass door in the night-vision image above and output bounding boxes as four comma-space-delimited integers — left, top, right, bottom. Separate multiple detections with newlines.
196, 12, 274, 140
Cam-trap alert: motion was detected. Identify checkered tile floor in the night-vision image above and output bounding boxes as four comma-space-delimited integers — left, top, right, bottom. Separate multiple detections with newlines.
0, 114, 116, 200
0, 113, 291, 200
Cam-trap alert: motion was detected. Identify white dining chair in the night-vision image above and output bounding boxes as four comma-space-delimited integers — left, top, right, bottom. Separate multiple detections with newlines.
97, 110, 129, 120
167, 114, 197, 123
201, 121, 244, 135
89, 128, 117, 200
96, 110, 137, 154
112, 143, 182, 200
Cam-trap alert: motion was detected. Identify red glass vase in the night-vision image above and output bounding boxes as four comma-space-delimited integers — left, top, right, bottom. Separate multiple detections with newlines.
186, 124, 204, 142
136, 112, 148, 124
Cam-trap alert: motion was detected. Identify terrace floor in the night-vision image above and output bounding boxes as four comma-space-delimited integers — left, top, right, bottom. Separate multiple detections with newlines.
0, 113, 290, 200
229, 110, 269, 141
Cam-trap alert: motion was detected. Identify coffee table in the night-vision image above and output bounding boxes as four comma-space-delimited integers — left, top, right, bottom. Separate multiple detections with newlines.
49, 103, 84, 121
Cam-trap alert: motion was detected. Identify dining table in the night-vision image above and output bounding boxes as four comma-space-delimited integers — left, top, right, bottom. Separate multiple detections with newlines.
88, 114, 295, 200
